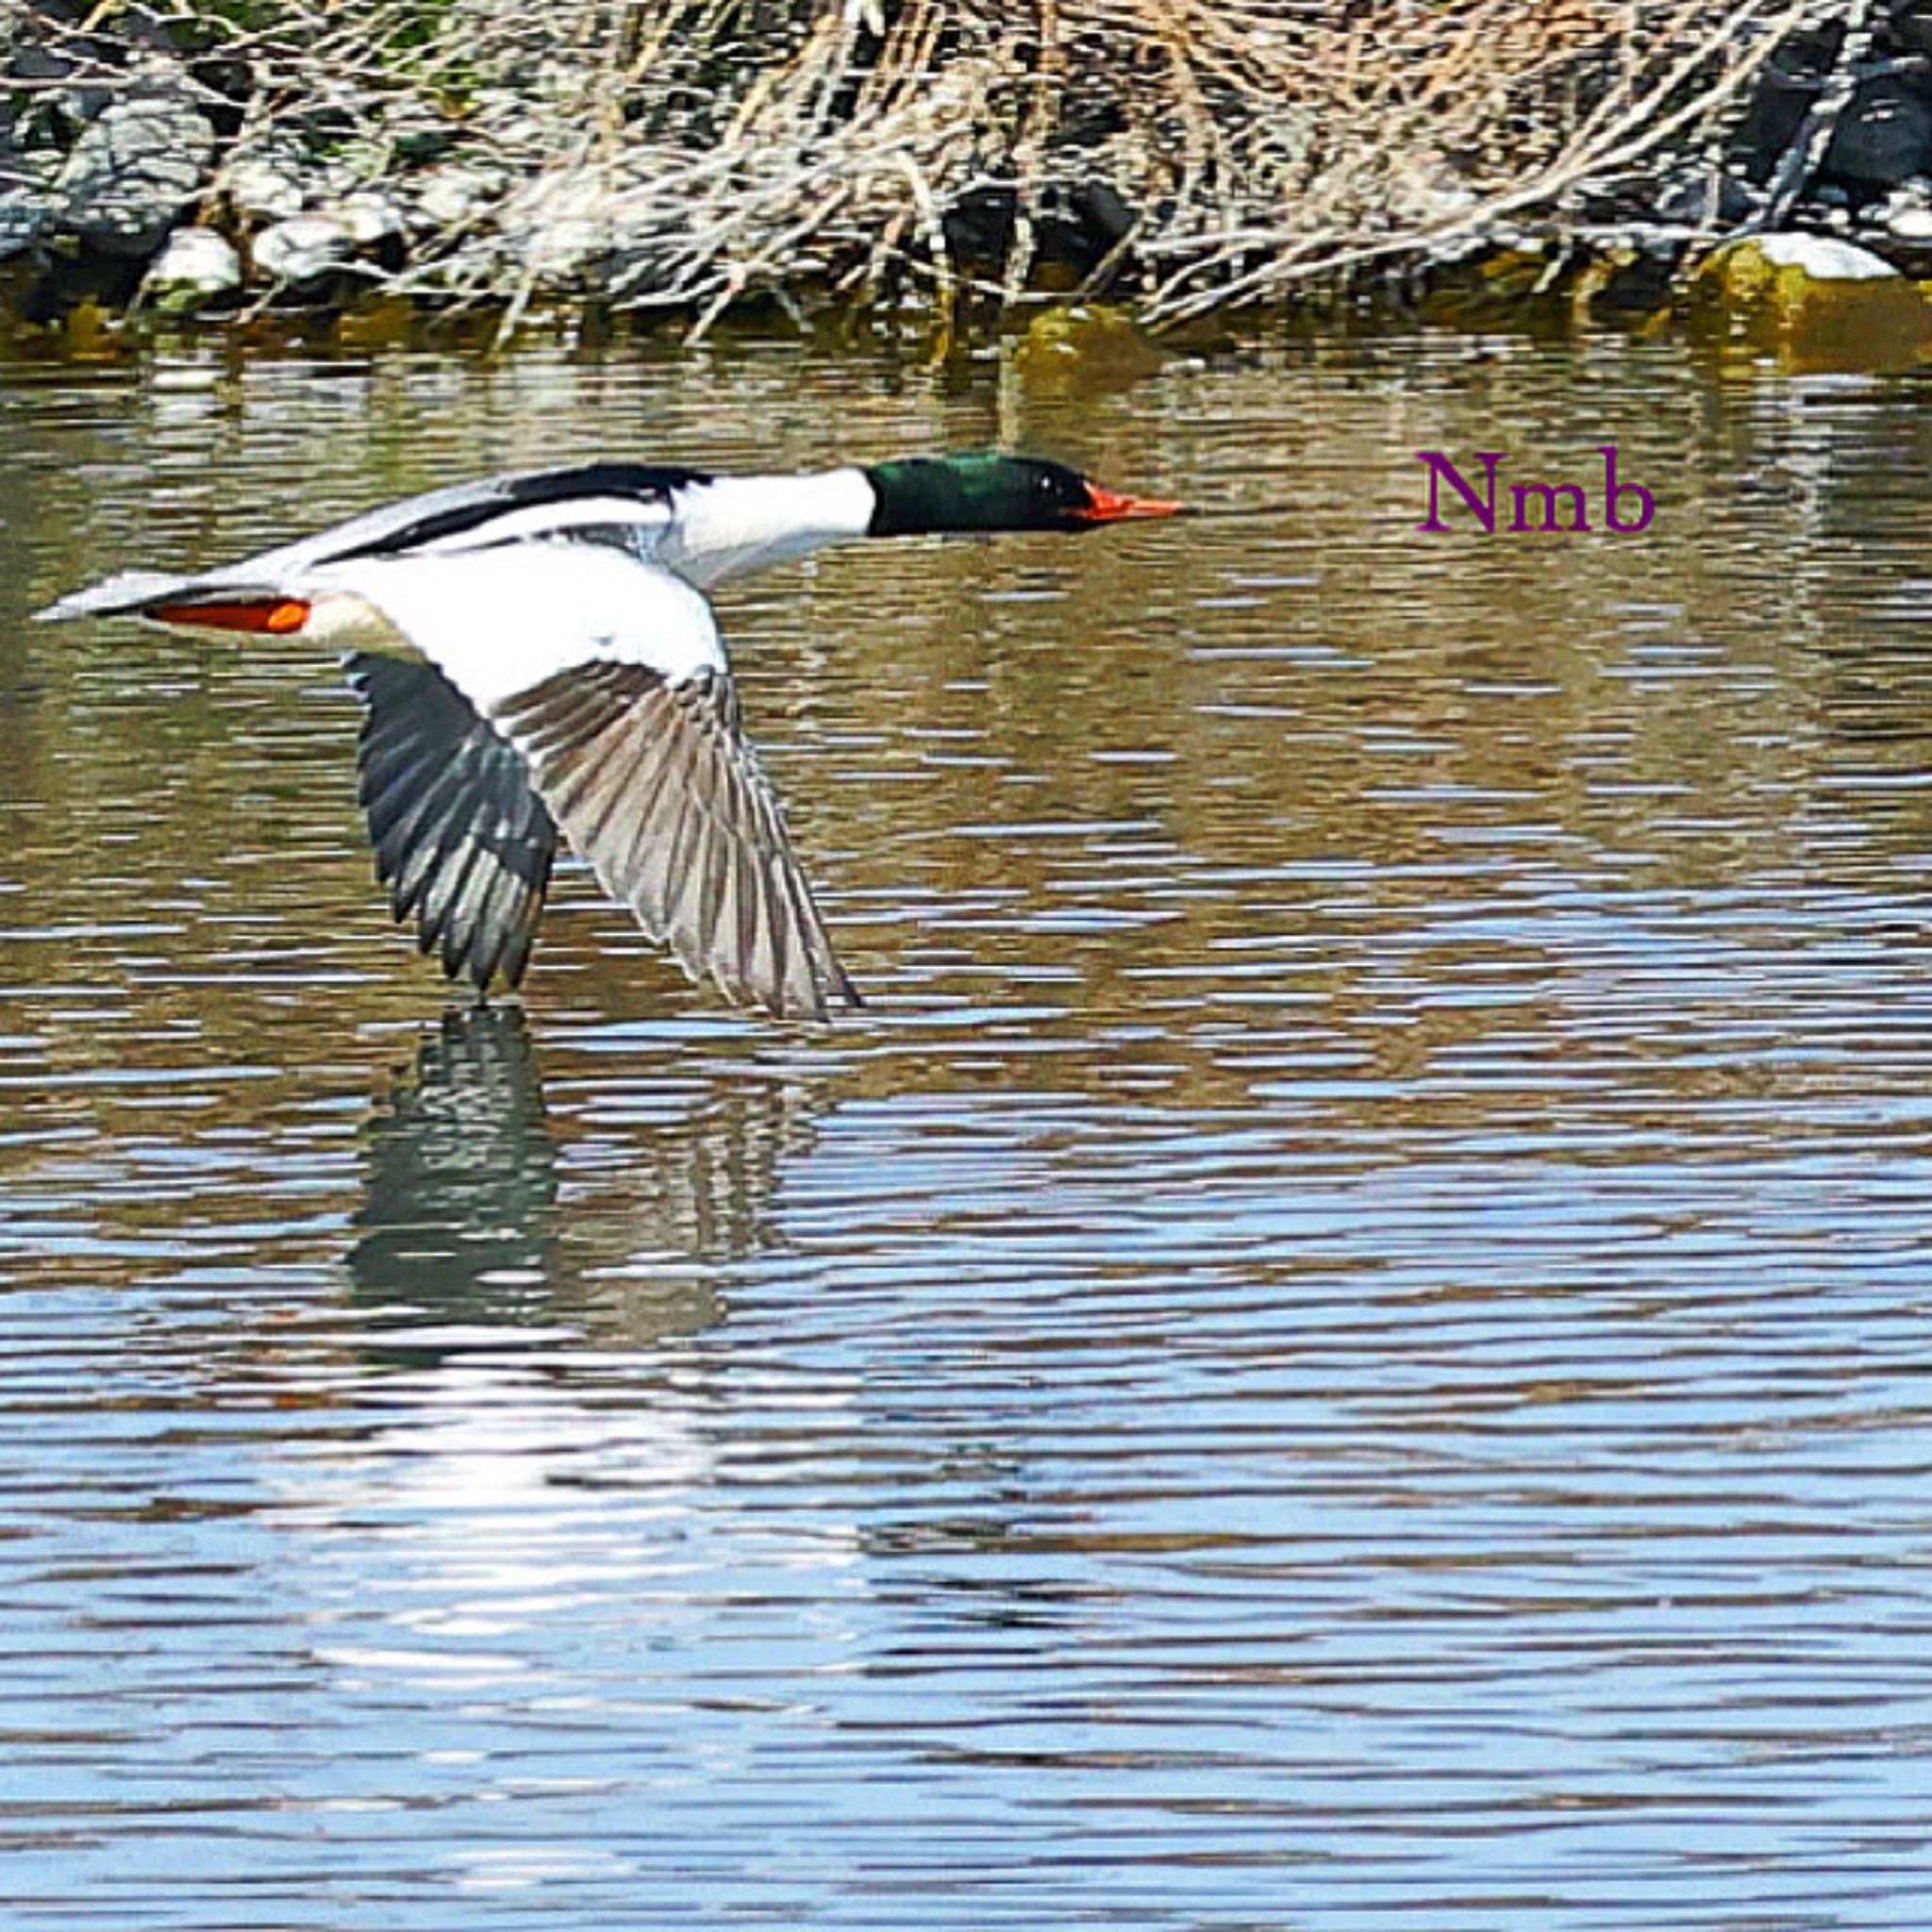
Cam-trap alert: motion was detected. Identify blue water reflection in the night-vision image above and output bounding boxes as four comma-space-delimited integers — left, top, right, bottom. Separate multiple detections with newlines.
3, 334, 1932, 1929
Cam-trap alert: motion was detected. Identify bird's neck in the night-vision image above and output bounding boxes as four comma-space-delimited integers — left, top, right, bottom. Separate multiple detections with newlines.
658, 468, 877, 589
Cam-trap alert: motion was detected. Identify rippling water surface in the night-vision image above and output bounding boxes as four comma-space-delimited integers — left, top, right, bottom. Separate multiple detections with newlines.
5, 325, 1932, 1929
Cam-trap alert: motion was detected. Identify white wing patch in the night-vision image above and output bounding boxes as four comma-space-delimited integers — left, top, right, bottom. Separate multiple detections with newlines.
415, 495, 676, 556
303, 541, 727, 712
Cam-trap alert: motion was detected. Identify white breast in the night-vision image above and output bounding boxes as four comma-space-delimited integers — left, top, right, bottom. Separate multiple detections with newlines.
658, 468, 876, 588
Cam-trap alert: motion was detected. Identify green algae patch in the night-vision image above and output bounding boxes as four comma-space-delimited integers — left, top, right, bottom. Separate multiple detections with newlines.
1418, 247, 1573, 329
1012, 305, 1168, 387
1689, 234, 1932, 373
1571, 246, 1678, 332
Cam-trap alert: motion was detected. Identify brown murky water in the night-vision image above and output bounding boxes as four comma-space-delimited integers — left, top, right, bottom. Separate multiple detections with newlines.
5, 325, 1932, 1929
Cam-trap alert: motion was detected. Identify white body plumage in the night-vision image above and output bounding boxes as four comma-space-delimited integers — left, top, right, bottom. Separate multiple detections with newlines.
303, 544, 727, 709
34, 451, 1181, 1014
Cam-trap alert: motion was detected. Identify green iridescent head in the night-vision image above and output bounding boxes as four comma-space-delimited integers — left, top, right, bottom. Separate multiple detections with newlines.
862, 453, 1184, 537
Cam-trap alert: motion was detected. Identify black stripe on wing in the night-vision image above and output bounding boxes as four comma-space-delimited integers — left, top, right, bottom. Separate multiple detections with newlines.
46, 467, 718, 622
347, 653, 559, 991
494, 662, 859, 1021
328, 464, 712, 562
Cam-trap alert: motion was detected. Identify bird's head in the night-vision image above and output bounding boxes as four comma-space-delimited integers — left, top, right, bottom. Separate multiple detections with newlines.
863, 453, 1187, 537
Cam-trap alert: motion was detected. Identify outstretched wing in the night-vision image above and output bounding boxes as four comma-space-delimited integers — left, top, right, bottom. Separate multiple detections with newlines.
495, 662, 858, 1021
320, 541, 859, 1019
346, 653, 558, 991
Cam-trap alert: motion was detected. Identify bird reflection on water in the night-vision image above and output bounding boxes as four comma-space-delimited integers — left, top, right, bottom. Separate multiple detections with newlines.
351, 1006, 558, 1322
288, 1009, 867, 1724
349, 1005, 818, 1352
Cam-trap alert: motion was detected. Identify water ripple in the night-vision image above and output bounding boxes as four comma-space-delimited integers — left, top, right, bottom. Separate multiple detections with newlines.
2, 335, 1931, 1929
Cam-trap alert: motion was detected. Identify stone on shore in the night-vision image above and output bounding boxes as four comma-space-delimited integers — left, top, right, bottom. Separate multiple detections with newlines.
54, 88, 215, 258
0, 174, 55, 260
337, 191, 406, 250
0, 131, 58, 258
252, 212, 355, 290
412, 166, 503, 234
1690, 231, 1932, 371
502, 172, 615, 289
225, 150, 308, 225
142, 226, 242, 312
1822, 76, 1932, 192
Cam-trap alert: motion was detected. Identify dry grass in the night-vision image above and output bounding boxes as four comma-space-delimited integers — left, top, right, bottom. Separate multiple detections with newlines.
16, 0, 1826, 328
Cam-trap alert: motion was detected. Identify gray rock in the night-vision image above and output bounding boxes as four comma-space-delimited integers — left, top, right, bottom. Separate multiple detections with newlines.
0, 142, 56, 259
1724, 23, 1841, 188
8, 34, 112, 135
412, 166, 501, 233
1747, 231, 1903, 281
1892, 1, 1932, 59
1656, 167, 1758, 227
1861, 178, 1932, 242
336, 190, 406, 248
504, 172, 613, 287
55, 87, 214, 258
225, 151, 307, 225
252, 212, 354, 287
0, 184, 55, 259
142, 225, 242, 311
1823, 76, 1932, 191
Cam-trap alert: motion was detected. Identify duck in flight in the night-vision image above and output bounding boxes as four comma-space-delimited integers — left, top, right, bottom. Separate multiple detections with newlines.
37, 454, 1184, 1019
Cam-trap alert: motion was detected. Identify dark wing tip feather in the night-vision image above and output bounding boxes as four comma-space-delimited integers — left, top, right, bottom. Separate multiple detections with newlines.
347, 653, 558, 993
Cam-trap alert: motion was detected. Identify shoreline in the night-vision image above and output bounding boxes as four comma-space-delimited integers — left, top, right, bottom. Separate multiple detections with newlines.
6, 3, 1931, 369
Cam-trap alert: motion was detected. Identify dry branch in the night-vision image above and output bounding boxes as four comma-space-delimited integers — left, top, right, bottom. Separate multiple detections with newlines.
6, 0, 1841, 327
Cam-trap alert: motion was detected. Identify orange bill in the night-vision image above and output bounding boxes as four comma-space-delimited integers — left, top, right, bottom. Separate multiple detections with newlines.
1076, 484, 1190, 524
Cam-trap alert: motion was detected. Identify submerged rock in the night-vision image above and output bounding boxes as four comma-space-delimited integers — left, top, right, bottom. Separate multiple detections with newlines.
142, 225, 242, 312
54, 87, 214, 258
1690, 231, 1932, 370
1417, 242, 1573, 327
1012, 303, 1166, 384
1574, 241, 1679, 323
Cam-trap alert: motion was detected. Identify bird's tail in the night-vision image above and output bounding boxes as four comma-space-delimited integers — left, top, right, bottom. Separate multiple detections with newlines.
34, 570, 289, 625
34, 570, 201, 622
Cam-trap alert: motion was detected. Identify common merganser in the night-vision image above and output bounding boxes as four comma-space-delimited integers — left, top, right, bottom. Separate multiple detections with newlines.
38, 454, 1184, 1019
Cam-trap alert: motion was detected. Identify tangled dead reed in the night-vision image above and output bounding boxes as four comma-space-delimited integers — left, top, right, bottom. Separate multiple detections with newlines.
12, 0, 1833, 331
